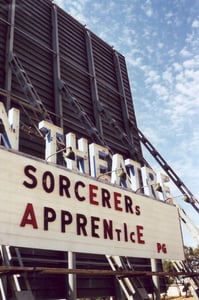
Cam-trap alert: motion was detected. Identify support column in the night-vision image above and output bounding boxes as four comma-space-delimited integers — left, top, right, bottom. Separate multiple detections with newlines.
151, 258, 161, 300
68, 252, 77, 300
113, 51, 135, 157
5, 0, 16, 111
85, 29, 103, 135
51, 4, 63, 128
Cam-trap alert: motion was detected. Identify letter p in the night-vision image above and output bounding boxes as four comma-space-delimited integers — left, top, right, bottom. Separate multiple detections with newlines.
157, 242, 167, 253
44, 207, 56, 230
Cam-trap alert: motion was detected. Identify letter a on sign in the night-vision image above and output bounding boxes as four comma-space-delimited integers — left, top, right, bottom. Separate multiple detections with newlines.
20, 203, 38, 228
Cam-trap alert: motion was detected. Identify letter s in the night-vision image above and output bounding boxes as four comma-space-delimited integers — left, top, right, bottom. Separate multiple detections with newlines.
23, 165, 37, 189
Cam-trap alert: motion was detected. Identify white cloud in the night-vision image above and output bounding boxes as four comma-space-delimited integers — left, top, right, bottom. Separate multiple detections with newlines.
172, 62, 183, 72
192, 19, 199, 28
142, 0, 153, 17
183, 58, 198, 68
52, 0, 199, 246
151, 83, 168, 98
162, 70, 172, 84
145, 70, 160, 84
180, 47, 191, 57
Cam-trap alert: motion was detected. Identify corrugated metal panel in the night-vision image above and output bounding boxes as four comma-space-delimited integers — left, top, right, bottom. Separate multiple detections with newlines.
10, 247, 68, 299
14, 0, 54, 113
117, 54, 143, 157
58, 7, 96, 138
13, 32, 54, 112
9, 0, 54, 156
16, 0, 52, 48
58, 8, 88, 70
91, 33, 118, 88
0, 2, 160, 298
0, 1, 8, 91
76, 253, 115, 298
1, 0, 143, 161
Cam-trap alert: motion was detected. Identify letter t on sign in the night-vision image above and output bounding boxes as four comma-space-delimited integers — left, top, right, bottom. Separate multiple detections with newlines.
39, 121, 63, 163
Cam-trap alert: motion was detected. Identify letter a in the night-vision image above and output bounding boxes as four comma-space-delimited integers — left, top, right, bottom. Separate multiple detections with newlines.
20, 203, 38, 228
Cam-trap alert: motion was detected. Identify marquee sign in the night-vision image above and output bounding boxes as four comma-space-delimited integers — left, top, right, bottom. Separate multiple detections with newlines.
0, 147, 184, 260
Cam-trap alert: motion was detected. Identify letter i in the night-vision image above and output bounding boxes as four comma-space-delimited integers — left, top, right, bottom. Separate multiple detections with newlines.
124, 223, 128, 242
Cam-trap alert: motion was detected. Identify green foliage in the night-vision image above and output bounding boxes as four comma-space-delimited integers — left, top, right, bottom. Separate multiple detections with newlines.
184, 245, 199, 272
163, 260, 175, 273
163, 244, 199, 284
193, 245, 199, 256
162, 260, 175, 284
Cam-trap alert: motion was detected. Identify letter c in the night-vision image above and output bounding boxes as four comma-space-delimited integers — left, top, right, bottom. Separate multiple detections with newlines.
75, 181, 85, 201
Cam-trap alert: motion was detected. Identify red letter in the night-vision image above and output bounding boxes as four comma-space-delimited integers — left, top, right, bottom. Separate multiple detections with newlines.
137, 225, 145, 244
157, 243, 167, 253
162, 244, 167, 253
89, 184, 99, 205
114, 192, 123, 211
20, 203, 38, 228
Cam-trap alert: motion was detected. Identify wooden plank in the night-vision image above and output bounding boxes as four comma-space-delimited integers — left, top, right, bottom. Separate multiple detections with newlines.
0, 266, 198, 278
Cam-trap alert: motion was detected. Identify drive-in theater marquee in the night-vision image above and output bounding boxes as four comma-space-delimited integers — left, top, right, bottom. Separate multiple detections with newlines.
0, 145, 184, 260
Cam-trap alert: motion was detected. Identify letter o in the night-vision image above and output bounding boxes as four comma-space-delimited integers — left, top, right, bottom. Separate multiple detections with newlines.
42, 171, 55, 193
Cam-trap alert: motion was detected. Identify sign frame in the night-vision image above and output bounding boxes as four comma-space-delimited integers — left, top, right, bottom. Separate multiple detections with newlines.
0, 147, 185, 260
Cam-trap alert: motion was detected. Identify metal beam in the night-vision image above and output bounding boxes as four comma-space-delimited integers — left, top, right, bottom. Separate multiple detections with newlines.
68, 252, 77, 300
0, 266, 199, 278
137, 127, 199, 213
113, 51, 137, 158
85, 30, 103, 135
52, 4, 63, 128
5, 0, 16, 111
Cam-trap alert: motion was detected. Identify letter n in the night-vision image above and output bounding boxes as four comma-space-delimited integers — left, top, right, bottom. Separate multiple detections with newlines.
20, 203, 38, 228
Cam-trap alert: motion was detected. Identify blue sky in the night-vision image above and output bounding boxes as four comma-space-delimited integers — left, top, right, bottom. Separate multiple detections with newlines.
54, 0, 199, 248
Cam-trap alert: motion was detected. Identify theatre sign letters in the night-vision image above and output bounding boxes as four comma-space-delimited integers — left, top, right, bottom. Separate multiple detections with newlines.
0, 102, 184, 259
